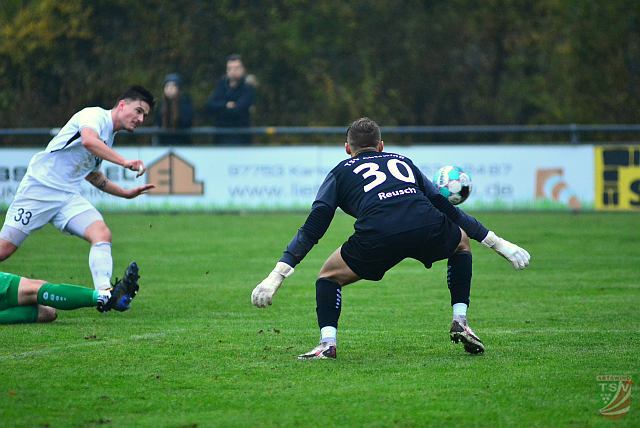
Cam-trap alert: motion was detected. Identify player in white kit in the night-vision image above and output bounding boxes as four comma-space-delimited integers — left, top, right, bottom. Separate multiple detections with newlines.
0, 86, 155, 297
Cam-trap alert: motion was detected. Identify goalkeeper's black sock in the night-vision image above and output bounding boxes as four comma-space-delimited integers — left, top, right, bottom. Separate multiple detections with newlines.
316, 278, 342, 343
447, 251, 472, 307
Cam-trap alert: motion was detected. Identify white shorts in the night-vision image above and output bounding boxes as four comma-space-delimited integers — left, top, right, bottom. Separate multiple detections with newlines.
1, 181, 102, 238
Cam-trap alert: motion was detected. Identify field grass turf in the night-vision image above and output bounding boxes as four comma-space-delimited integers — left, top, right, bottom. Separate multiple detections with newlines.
0, 212, 638, 427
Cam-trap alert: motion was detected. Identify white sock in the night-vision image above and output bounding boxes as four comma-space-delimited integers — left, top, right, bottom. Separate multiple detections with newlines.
320, 326, 337, 345
452, 303, 468, 319
95, 289, 112, 305
89, 242, 113, 290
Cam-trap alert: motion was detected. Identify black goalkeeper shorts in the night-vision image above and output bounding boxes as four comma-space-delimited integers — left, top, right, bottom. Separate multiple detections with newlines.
340, 217, 462, 281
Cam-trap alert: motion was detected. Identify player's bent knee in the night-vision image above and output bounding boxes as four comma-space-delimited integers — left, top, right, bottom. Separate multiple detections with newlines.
18, 278, 47, 302
85, 221, 112, 243
318, 266, 359, 286
0, 250, 14, 262
318, 247, 360, 286
317, 270, 340, 283
455, 229, 471, 253
0, 240, 17, 262
37, 306, 57, 323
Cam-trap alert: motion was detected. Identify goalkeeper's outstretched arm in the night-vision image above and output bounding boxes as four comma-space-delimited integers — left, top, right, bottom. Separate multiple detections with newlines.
418, 171, 530, 270
480, 231, 530, 270
252, 174, 339, 308
251, 202, 336, 307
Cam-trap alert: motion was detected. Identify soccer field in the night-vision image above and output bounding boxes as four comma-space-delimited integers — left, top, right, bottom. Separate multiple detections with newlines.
0, 212, 638, 427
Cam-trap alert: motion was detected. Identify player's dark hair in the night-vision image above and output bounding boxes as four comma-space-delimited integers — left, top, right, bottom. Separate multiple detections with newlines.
346, 117, 381, 151
116, 85, 155, 109
226, 53, 243, 63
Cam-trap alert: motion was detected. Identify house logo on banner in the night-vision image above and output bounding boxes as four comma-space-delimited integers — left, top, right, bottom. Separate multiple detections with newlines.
595, 146, 640, 210
146, 151, 204, 195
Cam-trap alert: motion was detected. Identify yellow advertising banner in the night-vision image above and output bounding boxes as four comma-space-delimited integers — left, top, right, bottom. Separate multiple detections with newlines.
595, 146, 640, 211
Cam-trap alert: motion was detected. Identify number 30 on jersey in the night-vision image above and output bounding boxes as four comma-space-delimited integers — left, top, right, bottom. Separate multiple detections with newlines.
353, 159, 415, 192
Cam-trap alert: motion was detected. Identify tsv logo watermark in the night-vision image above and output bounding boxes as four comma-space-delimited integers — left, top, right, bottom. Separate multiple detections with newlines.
597, 375, 632, 419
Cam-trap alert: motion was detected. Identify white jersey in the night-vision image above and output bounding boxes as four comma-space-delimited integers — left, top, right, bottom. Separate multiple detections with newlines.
20, 107, 115, 194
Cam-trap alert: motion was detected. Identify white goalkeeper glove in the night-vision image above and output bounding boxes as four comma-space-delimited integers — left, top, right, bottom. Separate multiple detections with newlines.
251, 262, 295, 308
481, 231, 530, 270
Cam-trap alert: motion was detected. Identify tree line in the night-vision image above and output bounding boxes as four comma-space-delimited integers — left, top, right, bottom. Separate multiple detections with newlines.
1, 0, 638, 129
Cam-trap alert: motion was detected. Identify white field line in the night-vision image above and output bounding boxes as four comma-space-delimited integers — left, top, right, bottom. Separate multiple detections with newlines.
0, 329, 186, 361
482, 329, 632, 335
328, 328, 635, 337
0, 328, 633, 361
338, 328, 634, 335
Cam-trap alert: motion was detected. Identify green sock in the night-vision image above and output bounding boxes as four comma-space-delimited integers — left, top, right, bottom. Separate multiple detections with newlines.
0, 305, 39, 324
37, 283, 98, 310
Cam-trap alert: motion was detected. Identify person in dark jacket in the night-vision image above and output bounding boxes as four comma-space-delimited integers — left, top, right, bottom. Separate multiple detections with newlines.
155, 73, 193, 145
205, 54, 255, 145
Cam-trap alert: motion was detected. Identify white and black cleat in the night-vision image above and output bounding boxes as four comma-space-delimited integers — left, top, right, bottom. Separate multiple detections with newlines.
450, 318, 485, 354
297, 342, 337, 360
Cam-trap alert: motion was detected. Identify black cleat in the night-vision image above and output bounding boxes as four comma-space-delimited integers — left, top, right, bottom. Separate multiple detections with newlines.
97, 262, 140, 313
450, 318, 485, 354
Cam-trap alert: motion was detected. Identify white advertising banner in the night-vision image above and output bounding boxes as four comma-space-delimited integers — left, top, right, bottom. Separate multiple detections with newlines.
0, 145, 594, 211
401, 145, 593, 210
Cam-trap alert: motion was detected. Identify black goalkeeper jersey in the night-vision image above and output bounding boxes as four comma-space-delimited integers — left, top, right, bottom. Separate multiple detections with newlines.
280, 150, 488, 267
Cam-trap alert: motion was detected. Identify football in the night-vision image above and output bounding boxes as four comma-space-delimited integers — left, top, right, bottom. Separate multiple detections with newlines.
433, 165, 472, 205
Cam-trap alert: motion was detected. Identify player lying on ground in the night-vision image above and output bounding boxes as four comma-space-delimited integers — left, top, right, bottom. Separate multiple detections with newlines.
0, 262, 140, 324
252, 117, 530, 359
0, 86, 155, 295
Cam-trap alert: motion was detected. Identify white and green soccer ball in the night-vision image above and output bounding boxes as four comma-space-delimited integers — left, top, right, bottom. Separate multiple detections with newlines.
433, 165, 472, 205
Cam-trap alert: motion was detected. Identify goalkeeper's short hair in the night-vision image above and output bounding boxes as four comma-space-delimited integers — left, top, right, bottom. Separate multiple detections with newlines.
347, 117, 381, 151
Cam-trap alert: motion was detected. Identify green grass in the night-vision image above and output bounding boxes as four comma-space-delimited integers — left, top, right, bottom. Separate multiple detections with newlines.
0, 212, 638, 427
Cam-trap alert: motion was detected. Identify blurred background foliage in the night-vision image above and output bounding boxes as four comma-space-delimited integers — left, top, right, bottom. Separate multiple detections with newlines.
1, 0, 639, 127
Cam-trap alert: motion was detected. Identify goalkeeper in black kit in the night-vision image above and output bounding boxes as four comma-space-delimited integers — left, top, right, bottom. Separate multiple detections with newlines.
251, 118, 530, 359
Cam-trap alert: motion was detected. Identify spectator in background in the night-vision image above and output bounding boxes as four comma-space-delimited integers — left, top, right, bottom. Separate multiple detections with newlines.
206, 54, 255, 145
154, 73, 193, 145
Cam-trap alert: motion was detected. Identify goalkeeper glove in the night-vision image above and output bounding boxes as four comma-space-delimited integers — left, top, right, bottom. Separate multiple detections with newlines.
481, 231, 530, 270
251, 262, 294, 308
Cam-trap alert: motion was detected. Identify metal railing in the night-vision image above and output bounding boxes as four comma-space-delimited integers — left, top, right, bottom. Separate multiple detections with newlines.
1, 124, 640, 145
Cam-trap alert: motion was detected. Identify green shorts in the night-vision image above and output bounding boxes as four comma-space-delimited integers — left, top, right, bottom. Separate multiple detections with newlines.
0, 271, 21, 311
0, 272, 39, 324
0, 305, 39, 324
